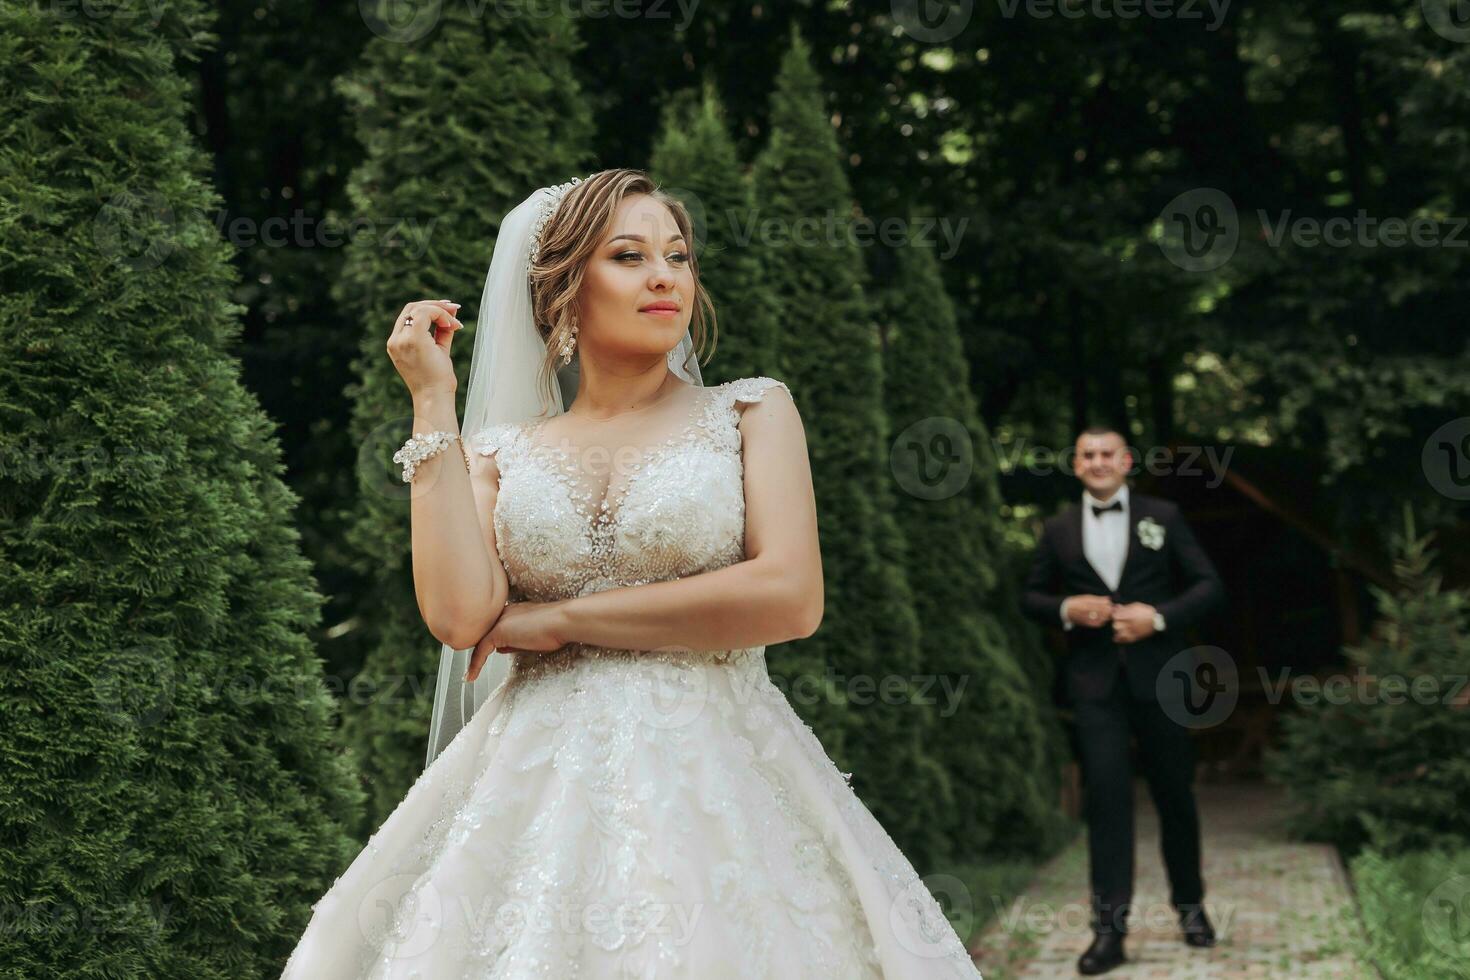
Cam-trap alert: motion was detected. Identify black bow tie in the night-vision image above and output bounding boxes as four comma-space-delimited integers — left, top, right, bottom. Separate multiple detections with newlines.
1091, 500, 1123, 517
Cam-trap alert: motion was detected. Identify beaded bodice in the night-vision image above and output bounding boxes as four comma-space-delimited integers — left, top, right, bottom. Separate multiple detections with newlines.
470, 374, 787, 611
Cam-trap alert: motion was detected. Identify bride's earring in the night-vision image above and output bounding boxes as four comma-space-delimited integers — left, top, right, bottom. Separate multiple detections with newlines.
557, 320, 578, 366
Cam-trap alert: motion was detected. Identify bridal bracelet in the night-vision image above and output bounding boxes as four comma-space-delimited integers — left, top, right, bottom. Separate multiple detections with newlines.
393, 430, 470, 484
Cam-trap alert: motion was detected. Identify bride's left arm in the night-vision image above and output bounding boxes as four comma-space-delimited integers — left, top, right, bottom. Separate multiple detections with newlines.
556, 385, 824, 652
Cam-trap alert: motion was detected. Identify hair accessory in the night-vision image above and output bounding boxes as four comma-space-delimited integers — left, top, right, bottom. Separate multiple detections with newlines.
528, 176, 583, 266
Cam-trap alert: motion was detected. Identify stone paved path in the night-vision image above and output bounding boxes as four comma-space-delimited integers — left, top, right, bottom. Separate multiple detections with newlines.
967, 780, 1379, 978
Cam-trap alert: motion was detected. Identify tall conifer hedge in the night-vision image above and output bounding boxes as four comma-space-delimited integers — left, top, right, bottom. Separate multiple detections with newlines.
875, 219, 1072, 858
1, 3, 363, 974
752, 25, 953, 867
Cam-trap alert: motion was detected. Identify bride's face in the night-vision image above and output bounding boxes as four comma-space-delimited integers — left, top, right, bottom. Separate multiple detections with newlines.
575, 194, 694, 361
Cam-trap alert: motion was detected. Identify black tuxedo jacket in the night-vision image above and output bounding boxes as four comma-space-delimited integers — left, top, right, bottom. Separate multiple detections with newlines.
1022, 490, 1225, 703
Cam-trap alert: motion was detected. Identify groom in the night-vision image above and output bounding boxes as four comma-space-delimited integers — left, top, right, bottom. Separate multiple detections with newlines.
1021, 426, 1225, 975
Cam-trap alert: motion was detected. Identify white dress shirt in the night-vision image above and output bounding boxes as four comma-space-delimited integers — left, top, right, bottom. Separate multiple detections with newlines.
1060, 484, 1130, 630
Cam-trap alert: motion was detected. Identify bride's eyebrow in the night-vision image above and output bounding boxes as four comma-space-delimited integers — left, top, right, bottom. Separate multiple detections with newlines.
606, 233, 687, 247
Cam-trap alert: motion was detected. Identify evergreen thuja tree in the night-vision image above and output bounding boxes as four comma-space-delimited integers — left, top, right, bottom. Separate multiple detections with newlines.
649, 77, 781, 384
1264, 511, 1470, 857
0, 3, 363, 976
752, 24, 952, 867
334, 2, 594, 827
874, 220, 1072, 859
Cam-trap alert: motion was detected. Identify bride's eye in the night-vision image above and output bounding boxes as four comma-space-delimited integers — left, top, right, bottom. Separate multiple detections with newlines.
615, 251, 689, 264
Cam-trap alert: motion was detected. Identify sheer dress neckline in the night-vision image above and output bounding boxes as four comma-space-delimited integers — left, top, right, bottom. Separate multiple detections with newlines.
466, 376, 790, 613
509, 380, 721, 532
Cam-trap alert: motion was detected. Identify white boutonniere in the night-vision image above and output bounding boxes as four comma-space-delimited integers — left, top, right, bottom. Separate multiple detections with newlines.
1136, 516, 1166, 550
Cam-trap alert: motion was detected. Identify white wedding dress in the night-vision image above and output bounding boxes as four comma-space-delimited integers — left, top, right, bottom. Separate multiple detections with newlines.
282, 376, 982, 979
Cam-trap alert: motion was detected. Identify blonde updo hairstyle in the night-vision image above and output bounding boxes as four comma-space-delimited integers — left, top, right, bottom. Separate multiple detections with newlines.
527, 168, 717, 417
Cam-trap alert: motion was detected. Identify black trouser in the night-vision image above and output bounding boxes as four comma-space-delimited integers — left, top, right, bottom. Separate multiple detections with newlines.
1072, 664, 1204, 936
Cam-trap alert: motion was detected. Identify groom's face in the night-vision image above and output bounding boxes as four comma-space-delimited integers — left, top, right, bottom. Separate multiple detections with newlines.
576, 194, 695, 364
1073, 432, 1131, 497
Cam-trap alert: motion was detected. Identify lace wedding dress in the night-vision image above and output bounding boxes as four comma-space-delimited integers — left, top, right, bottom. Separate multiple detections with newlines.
281, 376, 983, 979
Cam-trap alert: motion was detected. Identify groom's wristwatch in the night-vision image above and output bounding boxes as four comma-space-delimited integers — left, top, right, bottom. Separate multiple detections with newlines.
1152, 611, 1167, 633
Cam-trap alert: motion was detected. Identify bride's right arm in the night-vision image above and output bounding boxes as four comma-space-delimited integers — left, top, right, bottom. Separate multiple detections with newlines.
407, 387, 509, 649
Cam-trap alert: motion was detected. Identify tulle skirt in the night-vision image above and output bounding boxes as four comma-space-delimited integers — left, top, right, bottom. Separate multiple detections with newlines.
281, 648, 982, 979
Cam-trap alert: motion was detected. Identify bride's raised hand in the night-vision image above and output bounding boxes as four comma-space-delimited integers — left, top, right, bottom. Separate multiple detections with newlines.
386, 299, 464, 396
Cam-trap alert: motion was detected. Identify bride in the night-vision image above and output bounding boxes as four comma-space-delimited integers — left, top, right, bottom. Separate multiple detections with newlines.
281, 169, 983, 978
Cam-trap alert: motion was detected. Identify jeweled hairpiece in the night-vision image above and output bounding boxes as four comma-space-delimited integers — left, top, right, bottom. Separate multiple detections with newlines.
527, 176, 583, 267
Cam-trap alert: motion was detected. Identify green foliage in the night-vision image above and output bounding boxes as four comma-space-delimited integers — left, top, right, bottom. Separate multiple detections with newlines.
751, 24, 953, 868
1349, 846, 1470, 979
874, 218, 1073, 859
1180, 339, 1470, 535
204, 0, 376, 692
1265, 509, 1470, 856
1162, 6, 1470, 538
0, 2, 363, 975
333, 2, 595, 829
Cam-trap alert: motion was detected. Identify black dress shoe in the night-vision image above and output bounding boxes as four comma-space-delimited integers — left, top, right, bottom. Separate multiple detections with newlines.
1077, 931, 1126, 975
1179, 906, 1217, 947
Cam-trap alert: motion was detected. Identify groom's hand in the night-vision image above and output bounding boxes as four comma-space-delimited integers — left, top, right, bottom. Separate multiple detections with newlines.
1065, 594, 1115, 628
1111, 603, 1158, 644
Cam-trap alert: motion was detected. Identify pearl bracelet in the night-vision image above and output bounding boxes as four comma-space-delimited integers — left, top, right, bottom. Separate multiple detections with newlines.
392, 430, 470, 484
